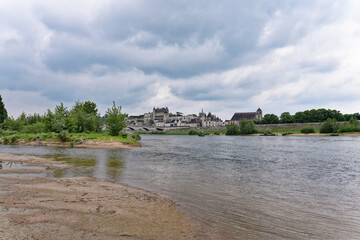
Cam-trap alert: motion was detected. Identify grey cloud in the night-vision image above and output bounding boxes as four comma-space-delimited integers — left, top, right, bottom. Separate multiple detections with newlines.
1, 0, 360, 118
39, 0, 286, 77
38, 0, 340, 79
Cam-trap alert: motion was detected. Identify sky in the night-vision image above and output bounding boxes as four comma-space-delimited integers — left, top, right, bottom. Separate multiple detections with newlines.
1, 0, 360, 120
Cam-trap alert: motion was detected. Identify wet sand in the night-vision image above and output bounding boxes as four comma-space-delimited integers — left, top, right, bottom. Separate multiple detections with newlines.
0, 154, 196, 240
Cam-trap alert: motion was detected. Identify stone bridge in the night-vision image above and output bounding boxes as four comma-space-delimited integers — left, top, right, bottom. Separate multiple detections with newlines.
125, 126, 191, 133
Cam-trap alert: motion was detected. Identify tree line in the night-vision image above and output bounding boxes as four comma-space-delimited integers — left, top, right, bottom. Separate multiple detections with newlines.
256, 108, 359, 124
0, 97, 127, 136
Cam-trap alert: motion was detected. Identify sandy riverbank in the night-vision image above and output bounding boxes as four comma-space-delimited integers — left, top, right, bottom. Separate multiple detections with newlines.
10, 139, 140, 150
0, 154, 196, 240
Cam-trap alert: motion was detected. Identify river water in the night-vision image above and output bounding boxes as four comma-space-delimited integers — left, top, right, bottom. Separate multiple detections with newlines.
1, 135, 360, 239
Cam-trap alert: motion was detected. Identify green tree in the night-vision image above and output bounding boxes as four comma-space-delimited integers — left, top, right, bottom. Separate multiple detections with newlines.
279, 112, 294, 123
105, 101, 126, 136
319, 118, 339, 133
3, 117, 24, 131
0, 94, 8, 124
225, 123, 239, 135
262, 114, 279, 124
349, 116, 359, 127
69, 101, 102, 133
52, 103, 69, 133
239, 120, 258, 134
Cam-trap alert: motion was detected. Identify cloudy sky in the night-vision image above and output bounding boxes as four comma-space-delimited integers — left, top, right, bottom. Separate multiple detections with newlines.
1, 0, 360, 119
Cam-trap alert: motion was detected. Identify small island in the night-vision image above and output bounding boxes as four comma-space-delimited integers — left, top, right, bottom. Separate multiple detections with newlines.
0, 99, 141, 149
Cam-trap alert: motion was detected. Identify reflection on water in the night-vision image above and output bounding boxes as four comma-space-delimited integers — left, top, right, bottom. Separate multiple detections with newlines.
0, 160, 45, 171
0, 146, 125, 182
1, 135, 360, 239
0, 161, 24, 170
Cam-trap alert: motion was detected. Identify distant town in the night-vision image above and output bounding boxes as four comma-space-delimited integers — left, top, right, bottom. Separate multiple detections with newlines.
126, 107, 263, 127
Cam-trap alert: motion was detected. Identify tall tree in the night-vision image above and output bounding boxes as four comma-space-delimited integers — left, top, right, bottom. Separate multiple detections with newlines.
0, 94, 8, 124
262, 114, 279, 124
105, 101, 126, 136
280, 112, 294, 123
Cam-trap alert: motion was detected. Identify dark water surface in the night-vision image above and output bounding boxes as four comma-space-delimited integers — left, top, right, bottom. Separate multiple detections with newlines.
1, 135, 360, 239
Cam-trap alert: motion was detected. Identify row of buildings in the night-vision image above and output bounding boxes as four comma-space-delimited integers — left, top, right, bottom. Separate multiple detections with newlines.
126, 107, 263, 127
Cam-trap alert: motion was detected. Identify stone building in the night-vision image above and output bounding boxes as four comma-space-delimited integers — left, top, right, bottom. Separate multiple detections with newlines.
152, 107, 169, 121
229, 108, 262, 124
199, 110, 223, 127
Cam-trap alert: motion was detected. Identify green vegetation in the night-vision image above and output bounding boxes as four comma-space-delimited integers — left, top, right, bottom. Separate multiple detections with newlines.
105, 101, 127, 136
58, 130, 70, 142
225, 123, 239, 135
300, 126, 316, 134
261, 114, 279, 124
257, 108, 358, 124
239, 120, 258, 134
149, 129, 225, 136
0, 132, 139, 146
0, 94, 7, 124
0, 100, 140, 147
279, 112, 293, 123
0, 100, 128, 136
261, 129, 274, 136
319, 118, 339, 133
338, 117, 360, 133
225, 121, 258, 135
188, 129, 201, 135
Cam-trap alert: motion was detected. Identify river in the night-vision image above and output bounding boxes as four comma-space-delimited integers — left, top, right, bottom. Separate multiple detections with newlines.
1, 135, 360, 239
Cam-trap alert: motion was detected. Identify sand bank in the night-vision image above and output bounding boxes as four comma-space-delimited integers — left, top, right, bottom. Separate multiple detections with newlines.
0, 154, 196, 240
11, 139, 140, 150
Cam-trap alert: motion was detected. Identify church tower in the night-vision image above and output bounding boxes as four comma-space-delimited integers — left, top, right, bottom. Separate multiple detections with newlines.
256, 108, 263, 121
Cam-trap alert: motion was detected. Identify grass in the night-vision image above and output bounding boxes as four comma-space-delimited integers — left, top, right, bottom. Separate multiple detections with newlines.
0, 132, 139, 146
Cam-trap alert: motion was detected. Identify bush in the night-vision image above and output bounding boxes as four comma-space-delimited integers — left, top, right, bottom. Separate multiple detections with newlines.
3, 137, 10, 144
239, 120, 258, 134
105, 101, 126, 136
58, 130, 70, 142
151, 131, 166, 135
22, 122, 46, 134
213, 130, 221, 135
120, 132, 128, 138
320, 118, 339, 133
4, 117, 24, 132
338, 125, 360, 133
338, 117, 360, 133
226, 123, 239, 135
300, 126, 315, 134
131, 133, 141, 141
263, 129, 273, 135
10, 135, 19, 143
349, 117, 359, 127
188, 129, 200, 135
41, 133, 53, 141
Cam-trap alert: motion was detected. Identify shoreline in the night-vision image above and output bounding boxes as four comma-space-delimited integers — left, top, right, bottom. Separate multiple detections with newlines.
0, 153, 196, 239
1, 139, 140, 150
149, 132, 360, 136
